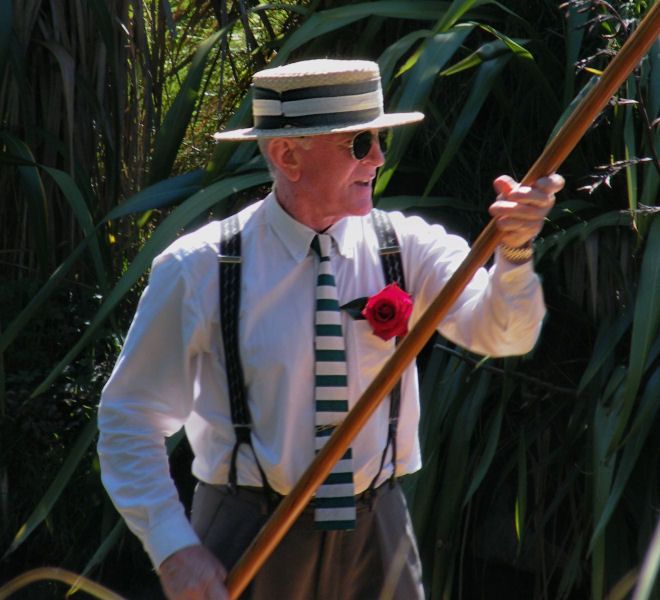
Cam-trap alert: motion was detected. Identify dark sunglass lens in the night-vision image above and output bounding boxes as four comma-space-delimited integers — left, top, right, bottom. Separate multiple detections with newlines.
351, 131, 373, 160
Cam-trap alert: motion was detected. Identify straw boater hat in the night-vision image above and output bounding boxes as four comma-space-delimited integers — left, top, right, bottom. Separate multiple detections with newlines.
213, 58, 424, 141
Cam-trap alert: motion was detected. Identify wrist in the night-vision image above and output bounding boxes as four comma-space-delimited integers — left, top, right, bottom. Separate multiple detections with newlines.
500, 239, 534, 265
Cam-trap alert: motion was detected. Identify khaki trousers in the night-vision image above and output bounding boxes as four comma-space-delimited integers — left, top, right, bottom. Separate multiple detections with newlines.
191, 481, 425, 600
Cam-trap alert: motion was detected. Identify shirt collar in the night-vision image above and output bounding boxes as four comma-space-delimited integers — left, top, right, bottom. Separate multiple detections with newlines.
265, 191, 363, 262
265, 192, 316, 263
327, 216, 359, 260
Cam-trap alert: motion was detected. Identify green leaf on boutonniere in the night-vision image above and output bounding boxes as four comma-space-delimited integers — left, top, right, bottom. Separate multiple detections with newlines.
341, 297, 368, 320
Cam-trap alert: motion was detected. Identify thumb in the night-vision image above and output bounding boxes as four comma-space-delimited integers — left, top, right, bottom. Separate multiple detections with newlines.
492, 174, 517, 197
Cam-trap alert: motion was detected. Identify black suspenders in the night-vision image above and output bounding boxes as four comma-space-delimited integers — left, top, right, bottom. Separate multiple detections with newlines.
366, 209, 406, 496
218, 209, 406, 493
218, 215, 271, 493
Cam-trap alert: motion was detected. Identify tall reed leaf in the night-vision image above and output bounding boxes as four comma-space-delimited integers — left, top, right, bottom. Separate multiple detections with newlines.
433, 0, 491, 34
463, 397, 504, 505
592, 383, 624, 600
590, 368, 660, 552
577, 310, 633, 396
632, 509, 660, 600
0, 0, 11, 75
41, 166, 107, 292
30, 171, 270, 399
609, 215, 660, 453
276, 1, 449, 65
149, 24, 234, 184
105, 171, 204, 220
0, 133, 50, 273
515, 428, 527, 554
40, 40, 76, 168
375, 26, 473, 196
639, 39, 659, 208
0, 238, 91, 354
562, 0, 589, 106
3, 419, 98, 558
438, 25, 531, 76
423, 50, 512, 196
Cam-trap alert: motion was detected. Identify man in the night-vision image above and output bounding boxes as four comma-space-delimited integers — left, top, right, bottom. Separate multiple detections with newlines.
98, 59, 563, 600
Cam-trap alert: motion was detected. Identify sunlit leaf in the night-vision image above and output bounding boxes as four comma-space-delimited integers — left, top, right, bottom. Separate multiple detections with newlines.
438, 33, 531, 77
105, 171, 204, 220
632, 514, 660, 600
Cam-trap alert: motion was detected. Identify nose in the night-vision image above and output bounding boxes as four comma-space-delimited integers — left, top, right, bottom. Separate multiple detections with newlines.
366, 132, 385, 166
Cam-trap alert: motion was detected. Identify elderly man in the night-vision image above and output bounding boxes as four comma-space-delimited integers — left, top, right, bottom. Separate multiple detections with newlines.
98, 59, 563, 600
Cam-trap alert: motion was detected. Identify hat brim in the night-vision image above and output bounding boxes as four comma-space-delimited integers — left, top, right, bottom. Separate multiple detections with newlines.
212, 111, 424, 141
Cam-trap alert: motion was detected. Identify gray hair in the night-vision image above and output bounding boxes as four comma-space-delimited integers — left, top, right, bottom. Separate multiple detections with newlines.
258, 137, 313, 181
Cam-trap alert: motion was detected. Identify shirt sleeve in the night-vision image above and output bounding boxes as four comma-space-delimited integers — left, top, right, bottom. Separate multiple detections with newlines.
97, 250, 203, 568
395, 213, 546, 357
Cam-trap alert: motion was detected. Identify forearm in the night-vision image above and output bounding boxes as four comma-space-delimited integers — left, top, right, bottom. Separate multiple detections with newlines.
437, 255, 546, 357
97, 397, 201, 567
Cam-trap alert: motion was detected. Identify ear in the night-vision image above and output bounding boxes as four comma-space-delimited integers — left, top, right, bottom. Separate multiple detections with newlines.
267, 138, 302, 182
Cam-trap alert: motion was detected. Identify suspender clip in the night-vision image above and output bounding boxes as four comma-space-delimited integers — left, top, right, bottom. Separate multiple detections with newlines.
218, 255, 242, 264
378, 245, 400, 255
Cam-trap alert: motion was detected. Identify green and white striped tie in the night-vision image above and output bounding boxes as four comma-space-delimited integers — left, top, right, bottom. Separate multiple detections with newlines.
311, 234, 356, 530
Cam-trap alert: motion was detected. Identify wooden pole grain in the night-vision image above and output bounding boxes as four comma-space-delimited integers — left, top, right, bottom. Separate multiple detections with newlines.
227, 5, 660, 598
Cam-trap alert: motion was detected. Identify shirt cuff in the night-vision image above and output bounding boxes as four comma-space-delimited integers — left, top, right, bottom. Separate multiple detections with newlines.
144, 512, 202, 569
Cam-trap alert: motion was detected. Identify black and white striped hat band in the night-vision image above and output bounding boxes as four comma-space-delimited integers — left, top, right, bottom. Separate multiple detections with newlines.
252, 79, 383, 130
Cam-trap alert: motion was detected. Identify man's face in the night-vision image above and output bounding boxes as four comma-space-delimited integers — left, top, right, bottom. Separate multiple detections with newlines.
295, 129, 386, 226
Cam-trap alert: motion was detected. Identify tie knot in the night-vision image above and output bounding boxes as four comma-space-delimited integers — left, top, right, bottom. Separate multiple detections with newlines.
311, 234, 332, 259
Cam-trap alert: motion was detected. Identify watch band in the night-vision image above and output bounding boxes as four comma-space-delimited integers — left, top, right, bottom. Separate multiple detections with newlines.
500, 239, 534, 264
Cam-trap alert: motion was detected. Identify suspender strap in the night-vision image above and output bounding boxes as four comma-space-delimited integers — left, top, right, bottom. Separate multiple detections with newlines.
371, 208, 406, 291
366, 209, 405, 496
219, 215, 270, 493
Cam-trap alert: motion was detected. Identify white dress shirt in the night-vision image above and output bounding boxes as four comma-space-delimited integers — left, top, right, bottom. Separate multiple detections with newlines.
97, 192, 546, 567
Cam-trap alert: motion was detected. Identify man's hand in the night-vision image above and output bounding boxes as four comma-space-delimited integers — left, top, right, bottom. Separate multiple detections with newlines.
158, 545, 229, 600
489, 173, 564, 249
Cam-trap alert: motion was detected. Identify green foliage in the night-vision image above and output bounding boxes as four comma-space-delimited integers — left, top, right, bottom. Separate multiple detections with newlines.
1, 0, 659, 598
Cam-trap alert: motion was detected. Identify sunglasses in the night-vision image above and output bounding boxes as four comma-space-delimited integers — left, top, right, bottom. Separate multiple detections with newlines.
347, 130, 389, 160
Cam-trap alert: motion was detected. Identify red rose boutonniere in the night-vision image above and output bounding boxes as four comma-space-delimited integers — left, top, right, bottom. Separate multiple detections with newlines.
341, 283, 412, 341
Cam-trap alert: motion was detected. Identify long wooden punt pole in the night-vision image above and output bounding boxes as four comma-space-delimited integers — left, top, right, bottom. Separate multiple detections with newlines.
227, 6, 660, 597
